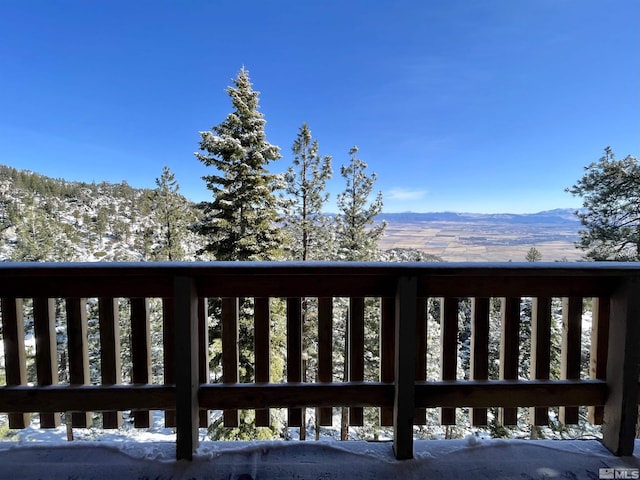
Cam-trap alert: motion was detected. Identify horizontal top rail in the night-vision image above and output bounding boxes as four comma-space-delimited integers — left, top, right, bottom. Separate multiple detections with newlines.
0, 261, 638, 297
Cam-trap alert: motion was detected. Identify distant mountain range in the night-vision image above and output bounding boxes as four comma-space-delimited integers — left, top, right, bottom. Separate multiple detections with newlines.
379, 208, 580, 225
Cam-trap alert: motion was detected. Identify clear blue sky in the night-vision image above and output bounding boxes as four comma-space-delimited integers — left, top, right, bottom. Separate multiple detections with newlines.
1, 1, 638, 214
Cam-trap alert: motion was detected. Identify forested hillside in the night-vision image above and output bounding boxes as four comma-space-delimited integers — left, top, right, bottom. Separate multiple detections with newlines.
0, 165, 201, 262
0, 164, 436, 263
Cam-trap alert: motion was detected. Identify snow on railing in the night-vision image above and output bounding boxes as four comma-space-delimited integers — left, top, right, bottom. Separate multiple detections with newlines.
0, 262, 639, 460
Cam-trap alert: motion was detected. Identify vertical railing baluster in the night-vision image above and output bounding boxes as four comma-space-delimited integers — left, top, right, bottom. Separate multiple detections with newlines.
603, 278, 640, 456
560, 297, 582, 425
393, 276, 417, 460
1, 297, 30, 428
66, 298, 92, 427
531, 297, 551, 426
499, 297, 520, 426
99, 297, 123, 429
287, 297, 303, 429
413, 297, 427, 425
130, 298, 152, 427
174, 276, 199, 461
470, 297, 490, 426
33, 297, 60, 428
440, 297, 458, 425
162, 297, 176, 427
222, 297, 239, 427
317, 297, 333, 426
254, 297, 270, 426
197, 297, 209, 428
589, 297, 609, 424
380, 296, 395, 427
348, 297, 364, 426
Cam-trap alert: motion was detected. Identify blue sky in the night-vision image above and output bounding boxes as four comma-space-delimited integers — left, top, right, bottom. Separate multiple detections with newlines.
1, 1, 638, 214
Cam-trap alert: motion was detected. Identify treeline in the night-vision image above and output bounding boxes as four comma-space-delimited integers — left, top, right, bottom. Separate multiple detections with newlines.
0, 164, 201, 262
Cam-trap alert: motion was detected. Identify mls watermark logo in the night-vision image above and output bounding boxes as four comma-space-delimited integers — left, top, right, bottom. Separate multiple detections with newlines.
600, 468, 640, 479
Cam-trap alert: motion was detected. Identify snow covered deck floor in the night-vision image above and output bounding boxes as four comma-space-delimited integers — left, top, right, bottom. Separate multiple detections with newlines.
1, 439, 639, 480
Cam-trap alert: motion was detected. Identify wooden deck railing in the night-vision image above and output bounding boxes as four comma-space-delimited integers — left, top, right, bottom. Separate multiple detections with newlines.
0, 262, 639, 460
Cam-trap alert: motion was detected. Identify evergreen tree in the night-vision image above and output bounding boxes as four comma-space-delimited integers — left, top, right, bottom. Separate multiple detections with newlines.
153, 166, 186, 261
283, 123, 333, 261
332, 147, 386, 438
11, 194, 55, 261
194, 68, 288, 440
194, 67, 285, 261
567, 147, 640, 261
335, 146, 385, 261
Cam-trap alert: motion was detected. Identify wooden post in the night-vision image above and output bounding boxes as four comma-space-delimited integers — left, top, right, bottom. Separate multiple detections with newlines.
1, 298, 30, 428
100, 297, 123, 429
162, 297, 176, 427
130, 298, 152, 427
380, 296, 395, 427
254, 297, 271, 426
349, 297, 365, 426
393, 276, 417, 460
413, 297, 427, 425
33, 297, 60, 428
221, 297, 239, 427
603, 278, 640, 456
287, 297, 303, 428
589, 297, 609, 424
470, 297, 490, 426
530, 297, 551, 426
66, 298, 92, 427
499, 297, 520, 426
440, 297, 458, 425
197, 297, 209, 427
317, 297, 333, 426
174, 276, 199, 461
560, 297, 582, 425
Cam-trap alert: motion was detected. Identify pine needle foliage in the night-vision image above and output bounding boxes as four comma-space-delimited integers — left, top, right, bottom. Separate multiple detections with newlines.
335, 146, 385, 261
567, 147, 640, 261
283, 123, 333, 260
194, 67, 285, 261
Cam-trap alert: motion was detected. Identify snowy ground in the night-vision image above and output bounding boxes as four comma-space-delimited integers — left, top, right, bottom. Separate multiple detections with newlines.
0, 413, 639, 480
